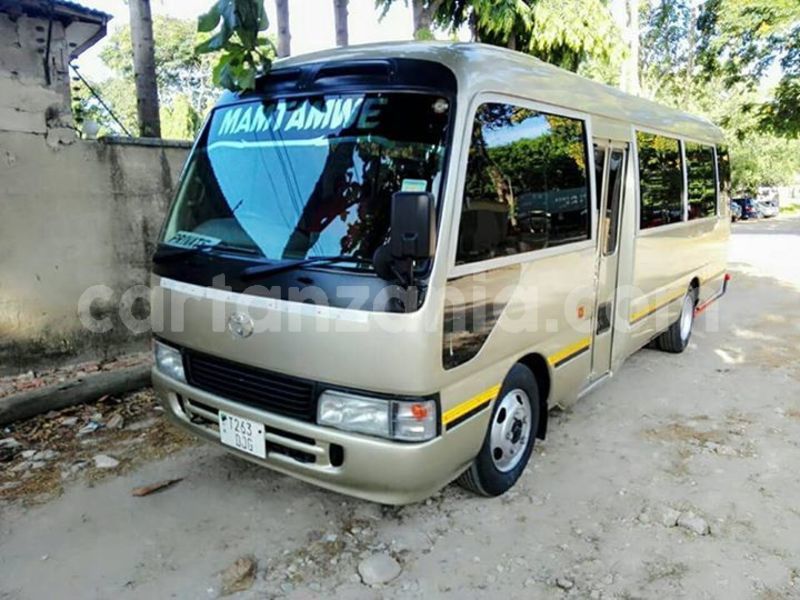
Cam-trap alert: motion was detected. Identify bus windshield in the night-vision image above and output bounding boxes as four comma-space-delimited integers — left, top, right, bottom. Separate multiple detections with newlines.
161, 92, 451, 267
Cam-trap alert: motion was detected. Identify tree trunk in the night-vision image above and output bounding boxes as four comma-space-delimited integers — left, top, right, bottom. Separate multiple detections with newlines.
412, 0, 443, 40
276, 0, 291, 58
333, 0, 349, 47
620, 0, 640, 95
469, 9, 480, 42
685, 5, 697, 104
128, 0, 160, 137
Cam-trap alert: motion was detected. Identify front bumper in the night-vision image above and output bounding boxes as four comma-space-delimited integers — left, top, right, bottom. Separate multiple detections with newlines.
152, 369, 475, 504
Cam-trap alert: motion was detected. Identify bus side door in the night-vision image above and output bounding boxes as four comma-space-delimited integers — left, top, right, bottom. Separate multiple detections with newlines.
591, 142, 628, 378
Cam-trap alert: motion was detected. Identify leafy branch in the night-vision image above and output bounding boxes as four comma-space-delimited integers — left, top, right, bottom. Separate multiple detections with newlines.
196, 0, 274, 92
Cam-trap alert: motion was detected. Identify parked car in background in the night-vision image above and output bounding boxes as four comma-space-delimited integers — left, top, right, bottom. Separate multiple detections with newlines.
758, 198, 779, 218
733, 197, 760, 220
730, 200, 742, 221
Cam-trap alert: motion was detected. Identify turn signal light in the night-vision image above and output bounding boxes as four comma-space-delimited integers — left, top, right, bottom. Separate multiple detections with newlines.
410, 404, 429, 421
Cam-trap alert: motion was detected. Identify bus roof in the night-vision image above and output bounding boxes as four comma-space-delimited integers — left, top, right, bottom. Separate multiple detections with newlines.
272, 41, 724, 144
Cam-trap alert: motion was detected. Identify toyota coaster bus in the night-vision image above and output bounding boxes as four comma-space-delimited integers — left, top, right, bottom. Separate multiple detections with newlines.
151, 42, 730, 504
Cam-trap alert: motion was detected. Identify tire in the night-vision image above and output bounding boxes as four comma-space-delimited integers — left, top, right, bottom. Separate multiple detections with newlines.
655, 286, 697, 353
457, 364, 540, 497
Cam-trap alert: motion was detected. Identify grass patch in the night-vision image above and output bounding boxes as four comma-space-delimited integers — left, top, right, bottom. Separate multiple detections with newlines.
780, 203, 800, 214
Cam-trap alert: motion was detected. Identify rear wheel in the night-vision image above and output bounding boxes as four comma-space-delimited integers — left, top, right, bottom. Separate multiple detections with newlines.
457, 364, 540, 497
656, 286, 697, 353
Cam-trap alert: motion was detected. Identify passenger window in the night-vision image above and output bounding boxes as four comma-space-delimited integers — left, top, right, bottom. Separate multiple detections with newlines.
456, 103, 590, 265
636, 132, 684, 229
685, 142, 717, 219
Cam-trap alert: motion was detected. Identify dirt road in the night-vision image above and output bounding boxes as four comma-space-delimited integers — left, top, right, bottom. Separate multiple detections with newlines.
2, 217, 799, 600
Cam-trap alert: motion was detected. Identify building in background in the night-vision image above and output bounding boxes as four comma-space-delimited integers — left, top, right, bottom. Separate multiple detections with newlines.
0, 0, 110, 143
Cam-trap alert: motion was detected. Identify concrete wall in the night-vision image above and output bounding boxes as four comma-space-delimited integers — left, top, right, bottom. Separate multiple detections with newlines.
0, 133, 190, 375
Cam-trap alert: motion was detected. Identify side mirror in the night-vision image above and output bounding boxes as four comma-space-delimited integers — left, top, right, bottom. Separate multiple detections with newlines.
389, 191, 436, 260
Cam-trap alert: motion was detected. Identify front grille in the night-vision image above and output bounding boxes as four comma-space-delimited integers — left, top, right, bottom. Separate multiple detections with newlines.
183, 350, 317, 422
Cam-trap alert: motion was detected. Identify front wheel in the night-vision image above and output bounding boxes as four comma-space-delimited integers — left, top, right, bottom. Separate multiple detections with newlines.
457, 364, 540, 497
656, 286, 697, 353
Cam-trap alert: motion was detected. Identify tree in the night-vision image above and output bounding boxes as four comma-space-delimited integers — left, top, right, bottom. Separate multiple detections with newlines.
698, 0, 800, 137
334, 0, 350, 46
128, 0, 161, 137
639, 0, 693, 100
100, 16, 218, 120
161, 94, 203, 140
73, 16, 233, 139
376, 0, 445, 40
275, 0, 291, 57
430, 0, 621, 72
618, 0, 640, 95
729, 134, 800, 193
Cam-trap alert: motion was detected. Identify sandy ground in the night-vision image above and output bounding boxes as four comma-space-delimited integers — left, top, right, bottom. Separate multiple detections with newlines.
2, 216, 800, 600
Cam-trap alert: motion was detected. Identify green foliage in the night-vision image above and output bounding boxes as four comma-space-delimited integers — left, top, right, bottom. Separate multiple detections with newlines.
161, 95, 203, 140
430, 0, 620, 72
72, 74, 139, 136
729, 134, 800, 193
698, 0, 800, 137
640, 0, 696, 100
100, 16, 219, 115
196, 0, 274, 91
526, 0, 620, 71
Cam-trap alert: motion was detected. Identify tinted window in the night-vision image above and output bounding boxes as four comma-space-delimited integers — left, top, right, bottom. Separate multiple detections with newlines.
456, 103, 589, 264
637, 132, 684, 229
685, 142, 717, 219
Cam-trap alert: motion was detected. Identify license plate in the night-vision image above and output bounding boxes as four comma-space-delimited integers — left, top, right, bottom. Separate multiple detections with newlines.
218, 410, 266, 459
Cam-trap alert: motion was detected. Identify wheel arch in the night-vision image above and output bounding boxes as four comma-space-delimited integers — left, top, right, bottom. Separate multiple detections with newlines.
515, 352, 551, 440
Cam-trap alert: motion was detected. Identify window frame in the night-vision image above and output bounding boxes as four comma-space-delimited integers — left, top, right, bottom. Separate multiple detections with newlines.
448, 92, 597, 279
633, 125, 721, 237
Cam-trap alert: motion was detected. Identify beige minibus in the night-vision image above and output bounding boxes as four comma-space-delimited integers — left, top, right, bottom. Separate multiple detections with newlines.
151, 42, 730, 504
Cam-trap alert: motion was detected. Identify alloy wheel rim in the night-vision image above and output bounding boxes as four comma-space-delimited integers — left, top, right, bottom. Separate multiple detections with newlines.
490, 388, 532, 473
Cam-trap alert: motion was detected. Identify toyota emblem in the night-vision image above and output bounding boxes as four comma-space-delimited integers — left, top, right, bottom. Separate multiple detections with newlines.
227, 312, 254, 339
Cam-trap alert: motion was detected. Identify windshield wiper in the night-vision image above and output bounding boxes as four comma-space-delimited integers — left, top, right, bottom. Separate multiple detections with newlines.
240, 255, 372, 281
152, 243, 259, 264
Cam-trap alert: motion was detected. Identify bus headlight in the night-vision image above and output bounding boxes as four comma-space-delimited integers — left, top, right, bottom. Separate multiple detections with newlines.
317, 390, 437, 442
153, 340, 186, 383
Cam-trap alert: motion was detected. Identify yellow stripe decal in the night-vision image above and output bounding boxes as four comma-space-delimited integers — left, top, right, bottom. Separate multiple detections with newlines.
444, 337, 594, 428
629, 289, 685, 324
442, 384, 501, 426
547, 337, 591, 367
